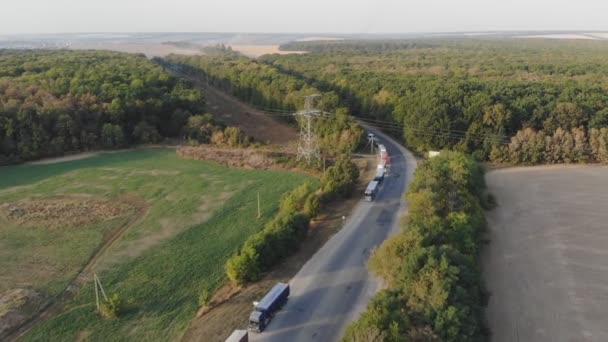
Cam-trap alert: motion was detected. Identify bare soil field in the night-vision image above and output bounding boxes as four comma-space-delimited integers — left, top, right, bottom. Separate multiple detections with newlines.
229, 45, 307, 58
69, 42, 202, 57
483, 165, 608, 342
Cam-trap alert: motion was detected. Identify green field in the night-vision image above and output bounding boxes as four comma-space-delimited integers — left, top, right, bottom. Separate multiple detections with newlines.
0, 149, 314, 341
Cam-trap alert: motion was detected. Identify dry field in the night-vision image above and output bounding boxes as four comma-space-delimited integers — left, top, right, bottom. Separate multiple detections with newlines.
228, 44, 306, 58
69, 42, 203, 57
483, 165, 608, 342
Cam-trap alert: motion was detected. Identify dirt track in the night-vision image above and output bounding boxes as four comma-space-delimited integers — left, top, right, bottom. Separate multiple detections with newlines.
483, 165, 608, 342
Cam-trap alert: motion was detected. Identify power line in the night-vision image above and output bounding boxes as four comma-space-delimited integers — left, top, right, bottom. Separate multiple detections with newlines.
355, 117, 511, 144
237, 102, 512, 145
355, 116, 510, 141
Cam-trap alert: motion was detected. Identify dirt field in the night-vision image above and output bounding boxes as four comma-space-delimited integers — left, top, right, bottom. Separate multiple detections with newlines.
69, 42, 203, 57
228, 45, 307, 58
483, 165, 608, 342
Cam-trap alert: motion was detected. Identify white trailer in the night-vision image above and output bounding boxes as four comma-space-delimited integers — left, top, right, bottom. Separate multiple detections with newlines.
365, 180, 380, 201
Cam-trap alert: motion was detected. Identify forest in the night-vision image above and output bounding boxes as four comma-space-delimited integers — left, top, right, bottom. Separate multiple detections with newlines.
0, 50, 205, 164
263, 39, 608, 164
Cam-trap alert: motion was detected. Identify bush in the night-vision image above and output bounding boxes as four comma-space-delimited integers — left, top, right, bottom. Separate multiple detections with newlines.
321, 155, 359, 199
198, 289, 213, 307
99, 293, 124, 319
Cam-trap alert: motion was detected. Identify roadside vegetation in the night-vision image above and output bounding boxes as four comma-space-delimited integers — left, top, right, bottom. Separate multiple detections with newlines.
264, 39, 608, 164
343, 151, 488, 341
226, 154, 359, 285
0, 149, 313, 341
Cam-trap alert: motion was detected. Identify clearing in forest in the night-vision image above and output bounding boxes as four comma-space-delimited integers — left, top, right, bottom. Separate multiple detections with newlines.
483, 165, 608, 342
0, 148, 313, 341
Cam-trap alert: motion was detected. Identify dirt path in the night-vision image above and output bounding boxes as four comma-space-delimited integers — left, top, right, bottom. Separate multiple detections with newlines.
483, 165, 608, 342
5, 197, 149, 341
26, 152, 99, 165
169, 70, 298, 146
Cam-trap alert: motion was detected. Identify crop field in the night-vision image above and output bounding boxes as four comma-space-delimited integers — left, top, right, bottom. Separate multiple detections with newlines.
482, 165, 608, 342
0, 149, 314, 341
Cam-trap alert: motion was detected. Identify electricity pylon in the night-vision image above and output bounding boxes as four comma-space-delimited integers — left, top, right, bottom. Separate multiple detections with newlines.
295, 94, 322, 162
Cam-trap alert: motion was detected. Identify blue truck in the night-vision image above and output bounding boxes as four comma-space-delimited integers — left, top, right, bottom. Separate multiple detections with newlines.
248, 282, 290, 332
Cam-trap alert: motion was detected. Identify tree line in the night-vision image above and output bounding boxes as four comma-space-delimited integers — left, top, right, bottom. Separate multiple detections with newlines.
262, 39, 608, 164
159, 54, 363, 155
0, 50, 206, 164
343, 151, 488, 341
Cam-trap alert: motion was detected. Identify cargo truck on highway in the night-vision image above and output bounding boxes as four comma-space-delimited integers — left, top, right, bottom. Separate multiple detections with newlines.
365, 180, 379, 201
248, 282, 289, 332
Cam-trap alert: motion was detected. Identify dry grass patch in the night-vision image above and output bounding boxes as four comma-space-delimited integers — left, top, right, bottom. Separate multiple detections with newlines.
0, 197, 133, 228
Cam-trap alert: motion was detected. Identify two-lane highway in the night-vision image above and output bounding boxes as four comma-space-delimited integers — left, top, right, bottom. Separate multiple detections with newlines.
252, 125, 417, 342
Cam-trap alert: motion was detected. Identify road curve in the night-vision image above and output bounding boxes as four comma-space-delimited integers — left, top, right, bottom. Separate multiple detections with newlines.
251, 125, 417, 342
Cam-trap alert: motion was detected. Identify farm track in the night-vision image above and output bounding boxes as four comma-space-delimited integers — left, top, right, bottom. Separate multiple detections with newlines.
5, 197, 149, 342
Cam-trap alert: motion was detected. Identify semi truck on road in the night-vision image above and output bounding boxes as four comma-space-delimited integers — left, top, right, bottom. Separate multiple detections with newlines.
365, 180, 380, 201
248, 282, 290, 332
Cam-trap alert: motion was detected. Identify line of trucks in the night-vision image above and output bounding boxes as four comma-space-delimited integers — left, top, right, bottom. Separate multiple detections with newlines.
226, 139, 391, 341
365, 143, 390, 201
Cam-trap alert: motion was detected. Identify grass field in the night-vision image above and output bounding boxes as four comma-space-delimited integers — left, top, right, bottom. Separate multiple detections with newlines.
0, 148, 314, 341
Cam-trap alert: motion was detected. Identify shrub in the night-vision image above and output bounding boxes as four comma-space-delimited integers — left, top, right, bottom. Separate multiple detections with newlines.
99, 293, 124, 319
321, 155, 359, 199
198, 289, 212, 307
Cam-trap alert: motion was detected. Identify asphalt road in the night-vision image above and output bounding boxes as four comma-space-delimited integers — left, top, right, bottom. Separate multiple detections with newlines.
251, 126, 417, 342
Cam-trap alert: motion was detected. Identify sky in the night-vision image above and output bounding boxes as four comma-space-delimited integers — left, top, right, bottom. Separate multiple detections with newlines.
2, 0, 608, 34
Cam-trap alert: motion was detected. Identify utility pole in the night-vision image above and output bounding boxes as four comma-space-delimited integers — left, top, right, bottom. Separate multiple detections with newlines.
94, 273, 108, 310
295, 94, 321, 162
257, 191, 261, 219
367, 133, 376, 154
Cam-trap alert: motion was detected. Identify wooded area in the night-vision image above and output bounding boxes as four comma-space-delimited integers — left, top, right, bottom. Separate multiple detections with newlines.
343, 152, 488, 341
0, 50, 205, 164
266, 39, 608, 163
160, 54, 364, 155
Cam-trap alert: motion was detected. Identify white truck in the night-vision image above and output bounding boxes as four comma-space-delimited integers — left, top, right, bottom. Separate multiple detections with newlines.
365, 180, 379, 201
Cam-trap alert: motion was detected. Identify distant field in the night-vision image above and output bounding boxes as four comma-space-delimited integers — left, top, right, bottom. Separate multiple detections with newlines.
69, 42, 203, 57
0, 149, 314, 341
483, 165, 608, 341
229, 44, 306, 57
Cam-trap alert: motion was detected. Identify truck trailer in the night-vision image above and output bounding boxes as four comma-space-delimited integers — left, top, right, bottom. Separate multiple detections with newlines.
374, 169, 385, 184
365, 180, 379, 201
248, 282, 289, 332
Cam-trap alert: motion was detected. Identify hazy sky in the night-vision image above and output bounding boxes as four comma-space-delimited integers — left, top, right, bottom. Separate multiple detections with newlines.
2, 0, 608, 34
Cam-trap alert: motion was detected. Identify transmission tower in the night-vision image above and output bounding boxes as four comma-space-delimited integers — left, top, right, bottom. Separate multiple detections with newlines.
295, 94, 322, 162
